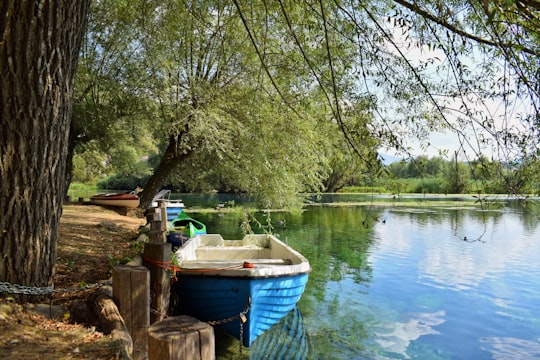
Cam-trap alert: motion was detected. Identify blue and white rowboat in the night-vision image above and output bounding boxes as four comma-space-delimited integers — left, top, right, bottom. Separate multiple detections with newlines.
150, 189, 185, 221
171, 234, 310, 347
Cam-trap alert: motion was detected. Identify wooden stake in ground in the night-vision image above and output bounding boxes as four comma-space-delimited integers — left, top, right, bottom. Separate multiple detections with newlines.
113, 265, 150, 360
143, 242, 172, 324
148, 315, 215, 360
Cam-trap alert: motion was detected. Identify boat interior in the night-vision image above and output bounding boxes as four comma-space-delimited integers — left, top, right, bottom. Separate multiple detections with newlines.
175, 234, 309, 273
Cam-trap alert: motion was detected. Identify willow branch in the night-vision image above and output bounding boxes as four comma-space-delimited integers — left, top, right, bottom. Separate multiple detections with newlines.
318, 0, 368, 159
231, 0, 301, 119
276, 0, 333, 109
393, 0, 539, 57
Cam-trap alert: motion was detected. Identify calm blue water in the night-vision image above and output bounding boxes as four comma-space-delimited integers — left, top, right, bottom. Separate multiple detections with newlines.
186, 197, 540, 359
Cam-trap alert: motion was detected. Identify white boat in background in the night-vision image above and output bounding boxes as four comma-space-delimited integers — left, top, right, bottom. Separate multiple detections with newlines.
150, 189, 185, 220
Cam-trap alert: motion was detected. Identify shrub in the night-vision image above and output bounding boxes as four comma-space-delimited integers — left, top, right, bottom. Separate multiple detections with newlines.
97, 173, 150, 191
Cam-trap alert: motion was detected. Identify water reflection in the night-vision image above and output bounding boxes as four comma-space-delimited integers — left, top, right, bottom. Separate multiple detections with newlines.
250, 306, 308, 360
479, 337, 540, 360
379, 207, 540, 292
375, 310, 446, 358
195, 198, 540, 359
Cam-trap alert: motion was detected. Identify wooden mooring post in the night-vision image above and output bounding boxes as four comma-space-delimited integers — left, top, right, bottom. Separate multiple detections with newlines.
143, 207, 215, 359
148, 315, 215, 360
111, 206, 215, 359
143, 208, 172, 324
146, 208, 166, 243
113, 265, 150, 360
143, 241, 172, 324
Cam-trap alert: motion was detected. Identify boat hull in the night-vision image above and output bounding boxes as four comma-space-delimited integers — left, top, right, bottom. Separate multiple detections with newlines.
166, 205, 183, 221
150, 190, 185, 219
172, 273, 309, 347
90, 194, 140, 208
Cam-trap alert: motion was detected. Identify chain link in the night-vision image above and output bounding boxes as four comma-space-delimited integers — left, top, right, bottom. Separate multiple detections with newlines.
239, 320, 244, 354
54, 282, 105, 294
0, 281, 104, 296
206, 297, 251, 354
207, 296, 251, 326
207, 313, 240, 326
0, 282, 53, 295
150, 307, 169, 322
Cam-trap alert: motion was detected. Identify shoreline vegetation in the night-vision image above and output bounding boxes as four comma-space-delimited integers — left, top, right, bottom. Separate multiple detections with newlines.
67, 184, 539, 213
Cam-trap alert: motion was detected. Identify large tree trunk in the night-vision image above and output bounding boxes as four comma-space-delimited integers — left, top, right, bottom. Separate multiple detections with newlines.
139, 135, 194, 209
0, 1, 89, 296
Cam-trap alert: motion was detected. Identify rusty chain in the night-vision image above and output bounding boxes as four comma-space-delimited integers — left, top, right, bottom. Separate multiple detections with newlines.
207, 296, 251, 353
207, 296, 251, 326
0, 281, 104, 296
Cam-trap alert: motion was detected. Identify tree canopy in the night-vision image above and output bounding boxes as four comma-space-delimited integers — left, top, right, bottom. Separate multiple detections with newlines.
2, 0, 538, 291
72, 0, 539, 207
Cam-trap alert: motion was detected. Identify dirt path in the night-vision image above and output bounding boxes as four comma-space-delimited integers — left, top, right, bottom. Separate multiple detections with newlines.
54, 205, 145, 293
1, 204, 146, 359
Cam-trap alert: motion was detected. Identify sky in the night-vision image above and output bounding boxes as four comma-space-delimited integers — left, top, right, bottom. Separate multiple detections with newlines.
375, 18, 537, 163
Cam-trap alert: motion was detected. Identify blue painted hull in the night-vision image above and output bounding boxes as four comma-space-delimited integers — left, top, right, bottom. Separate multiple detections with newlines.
172, 273, 309, 346
165, 206, 183, 222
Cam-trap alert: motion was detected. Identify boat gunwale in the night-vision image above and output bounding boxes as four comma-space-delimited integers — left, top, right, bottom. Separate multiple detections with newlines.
90, 193, 140, 208
175, 270, 311, 279
174, 233, 311, 278
91, 192, 139, 198
175, 260, 311, 278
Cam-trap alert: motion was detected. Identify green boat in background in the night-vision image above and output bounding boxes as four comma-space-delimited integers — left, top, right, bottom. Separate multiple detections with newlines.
167, 211, 207, 248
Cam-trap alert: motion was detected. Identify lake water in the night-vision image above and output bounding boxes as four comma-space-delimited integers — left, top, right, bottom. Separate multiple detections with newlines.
184, 196, 540, 359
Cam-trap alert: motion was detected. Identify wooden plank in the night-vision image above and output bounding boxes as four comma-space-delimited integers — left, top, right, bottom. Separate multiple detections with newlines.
149, 219, 164, 243
148, 316, 215, 360
146, 206, 165, 243
113, 266, 133, 329
130, 267, 150, 360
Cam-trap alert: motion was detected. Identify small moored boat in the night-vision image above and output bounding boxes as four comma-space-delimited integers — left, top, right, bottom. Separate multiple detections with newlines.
90, 193, 140, 208
150, 189, 185, 221
167, 211, 207, 249
171, 233, 310, 347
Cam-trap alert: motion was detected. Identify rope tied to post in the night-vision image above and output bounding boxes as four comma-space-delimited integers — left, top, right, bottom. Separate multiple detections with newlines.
142, 256, 257, 279
141, 256, 182, 281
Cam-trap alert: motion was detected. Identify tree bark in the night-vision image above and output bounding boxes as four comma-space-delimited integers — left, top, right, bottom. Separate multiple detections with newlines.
0, 1, 89, 296
139, 135, 194, 209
